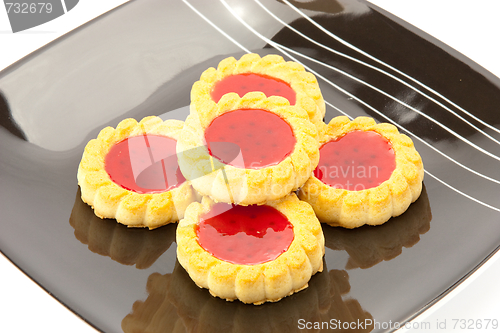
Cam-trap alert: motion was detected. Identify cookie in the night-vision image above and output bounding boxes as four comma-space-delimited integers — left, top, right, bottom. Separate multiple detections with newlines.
77, 116, 197, 229
177, 92, 319, 205
191, 53, 325, 128
299, 116, 424, 228
176, 194, 324, 304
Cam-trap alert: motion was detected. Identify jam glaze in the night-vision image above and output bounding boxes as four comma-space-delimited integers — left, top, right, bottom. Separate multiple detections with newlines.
314, 130, 396, 190
210, 73, 296, 105
195, 203, 294, 265
204, 108, 296, 169
104, 134, 186, 194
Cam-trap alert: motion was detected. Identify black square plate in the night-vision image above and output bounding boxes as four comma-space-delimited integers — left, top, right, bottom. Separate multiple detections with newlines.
1, 1, 500, 332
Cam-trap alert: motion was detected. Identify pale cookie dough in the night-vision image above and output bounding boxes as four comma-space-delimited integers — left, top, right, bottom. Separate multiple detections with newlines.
177, 92, 319, 205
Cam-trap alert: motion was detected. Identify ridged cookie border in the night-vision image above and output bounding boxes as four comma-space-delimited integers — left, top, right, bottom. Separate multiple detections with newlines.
177, 92, 319, 205
77, 116, 197, 229
298, 116, 424, 228
191, 53, 326, 128
176, 194, 325, 305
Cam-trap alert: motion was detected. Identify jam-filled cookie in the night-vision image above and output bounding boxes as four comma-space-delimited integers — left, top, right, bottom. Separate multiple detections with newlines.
177, 92, 319, 205
77, 116, 197, 229
299, 116, 424, 228
191, 53, 326, 128
176, 194, 325, 304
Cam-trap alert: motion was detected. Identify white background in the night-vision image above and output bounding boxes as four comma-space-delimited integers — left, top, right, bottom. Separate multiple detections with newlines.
1, 1, 500, 332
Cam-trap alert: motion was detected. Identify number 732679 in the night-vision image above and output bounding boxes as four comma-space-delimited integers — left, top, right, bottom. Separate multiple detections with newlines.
452, 319, 498, 330
5, 2, 53, 14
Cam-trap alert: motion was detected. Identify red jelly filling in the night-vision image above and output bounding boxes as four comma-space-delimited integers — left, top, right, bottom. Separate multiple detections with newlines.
211, 73, 296, 105
204, 109, 296, 169
105, 135, 186, 194
196, 203, 294, 265
314, 130, 396, 190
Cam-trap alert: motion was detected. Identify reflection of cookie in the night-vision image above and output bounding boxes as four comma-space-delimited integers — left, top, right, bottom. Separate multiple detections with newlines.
121, 273, 184, 333
191, 53, 326, 128
319, 270, 374, 332
324, 185, 431, 269
170, 261, 330, 333
69, 189, 176, 269
121, 260, 373, 333
77, 116, 197, 228
299, 116, 424, 228
176, 194, 324, 304
178, 93, 319, 205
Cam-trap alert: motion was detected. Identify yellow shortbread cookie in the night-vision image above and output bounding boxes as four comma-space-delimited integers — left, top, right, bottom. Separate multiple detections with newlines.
191, 53, 325, 128
77, 116, 197, 229
299, 116, 424, 228
176, 194, 325, 305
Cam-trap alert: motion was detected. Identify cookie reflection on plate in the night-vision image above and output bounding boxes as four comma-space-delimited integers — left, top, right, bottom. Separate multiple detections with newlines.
319, 269, 374, 332
121, 273, 185, 333
69, 189, 176, 269
324, 185, 431, 269
122, 260, 373, 332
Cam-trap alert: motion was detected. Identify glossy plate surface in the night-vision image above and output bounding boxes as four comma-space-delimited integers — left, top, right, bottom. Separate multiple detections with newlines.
1, 0, 500, 332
